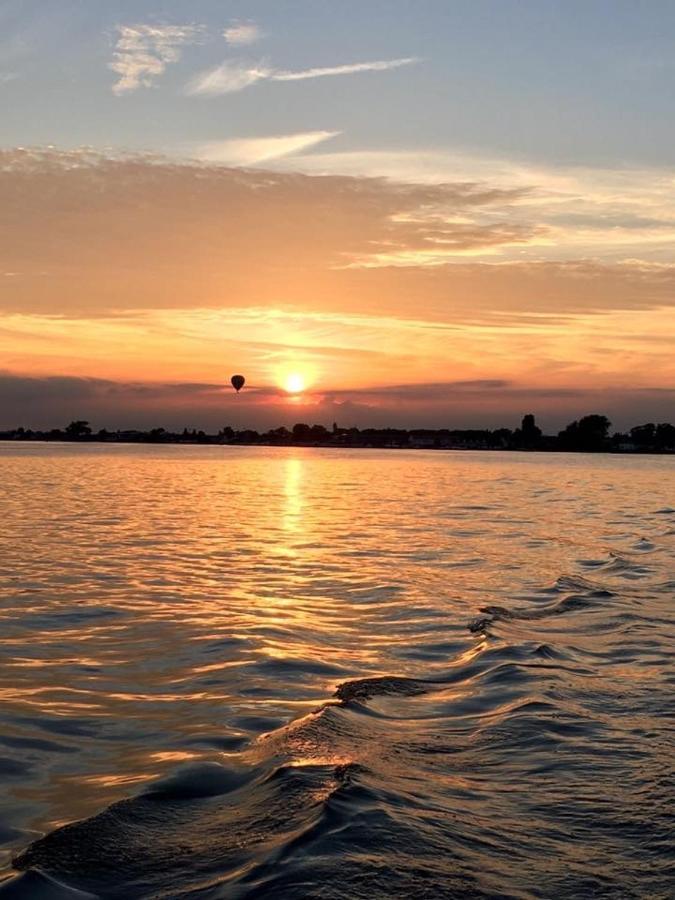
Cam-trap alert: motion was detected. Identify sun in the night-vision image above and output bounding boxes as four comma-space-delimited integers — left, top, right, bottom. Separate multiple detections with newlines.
284, 372, 306, 394
275, 365, 316, 396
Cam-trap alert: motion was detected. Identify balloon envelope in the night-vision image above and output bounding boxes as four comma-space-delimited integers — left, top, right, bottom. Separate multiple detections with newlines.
230, 375, 245, 393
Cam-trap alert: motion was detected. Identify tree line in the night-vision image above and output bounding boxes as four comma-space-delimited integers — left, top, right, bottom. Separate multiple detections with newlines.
1, 414, 674, 453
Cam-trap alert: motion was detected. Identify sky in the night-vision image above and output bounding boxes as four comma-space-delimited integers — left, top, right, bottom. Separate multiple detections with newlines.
2, 0, 675, 432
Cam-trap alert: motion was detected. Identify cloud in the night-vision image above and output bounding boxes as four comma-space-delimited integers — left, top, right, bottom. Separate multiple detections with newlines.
267, 148, 675, 268
186, 56, 417, 95
196, 131, 340, 165
273, 57, 417, 81
0, 147, 538, 324
320, 379, 585, 409
223, 21, 261, 46
0, 372, 232, 430
314, 381, 675, 432
5, 148, 675, 322
110, 24, 202, 94
186, 59, 272, 95
2, 147, 675, 428
2, 371, 675, 432
3, 146, 675, 430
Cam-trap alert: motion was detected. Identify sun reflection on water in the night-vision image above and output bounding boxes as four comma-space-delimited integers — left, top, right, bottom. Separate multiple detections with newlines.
282, 456, 303, 537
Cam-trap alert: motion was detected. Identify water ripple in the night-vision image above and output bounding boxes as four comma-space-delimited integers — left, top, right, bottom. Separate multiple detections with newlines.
0, 445, 673, 898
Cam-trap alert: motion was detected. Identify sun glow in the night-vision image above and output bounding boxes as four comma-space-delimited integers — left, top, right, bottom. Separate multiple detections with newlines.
283, 372, 306, 394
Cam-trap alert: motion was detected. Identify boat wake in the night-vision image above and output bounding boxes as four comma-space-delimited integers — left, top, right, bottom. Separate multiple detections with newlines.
5, 568, 674, 899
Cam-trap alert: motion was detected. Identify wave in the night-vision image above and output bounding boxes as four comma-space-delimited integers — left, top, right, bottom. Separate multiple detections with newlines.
467, 579, 612, 635
4, 562, 674, 900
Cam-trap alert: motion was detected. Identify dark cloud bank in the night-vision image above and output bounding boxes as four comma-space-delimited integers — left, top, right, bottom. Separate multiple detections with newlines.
2, 372, 674, 433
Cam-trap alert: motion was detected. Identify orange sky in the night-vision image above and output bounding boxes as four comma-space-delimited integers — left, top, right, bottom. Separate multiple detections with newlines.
1, 149, 675, 431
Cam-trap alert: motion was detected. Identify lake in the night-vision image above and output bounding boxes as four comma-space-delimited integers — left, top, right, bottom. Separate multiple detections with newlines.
0, 445, 673, 898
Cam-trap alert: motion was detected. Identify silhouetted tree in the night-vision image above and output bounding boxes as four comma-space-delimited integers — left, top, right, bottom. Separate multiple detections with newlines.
655, 423, 675, 449
630, 423, 655, 447
4, 411, 674, 453
309, 424, 329, 442
558, 415, 611, 451
292, 423, 312, 442
236, 429, 260, 443
522, 414, 541, 441
269, 426, 290, 443
491, 428, 513, 448
513, 414, 542, 449
65, 420, 92, 439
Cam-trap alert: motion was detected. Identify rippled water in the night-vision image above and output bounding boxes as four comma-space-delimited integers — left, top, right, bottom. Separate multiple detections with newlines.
0, 444, 673, 899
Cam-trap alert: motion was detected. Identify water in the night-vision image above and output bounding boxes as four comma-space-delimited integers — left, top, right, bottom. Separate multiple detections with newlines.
0, 444, 673, 899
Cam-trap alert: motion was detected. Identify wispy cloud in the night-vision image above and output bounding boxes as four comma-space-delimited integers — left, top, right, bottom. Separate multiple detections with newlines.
186, 59, 272, 95
223, 21, 261, 46
270, 148, 675, 266
186, 56, 418, 96
197, 131, 340, 165
273, 58, 417, 81
110, 24, 203, 94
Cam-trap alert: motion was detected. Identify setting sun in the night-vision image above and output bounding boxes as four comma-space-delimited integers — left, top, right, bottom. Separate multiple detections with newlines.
283, 372, 306, 394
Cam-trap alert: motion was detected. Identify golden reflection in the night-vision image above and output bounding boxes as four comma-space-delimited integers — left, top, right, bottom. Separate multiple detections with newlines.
8, 657, 103, 668
77, 772, 151, 788
287, 756, 354, 768
148, 751, 198, 762
283, 457, 303, 535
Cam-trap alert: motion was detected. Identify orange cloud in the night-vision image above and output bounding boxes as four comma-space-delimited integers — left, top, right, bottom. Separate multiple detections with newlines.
0, 148, 673, 428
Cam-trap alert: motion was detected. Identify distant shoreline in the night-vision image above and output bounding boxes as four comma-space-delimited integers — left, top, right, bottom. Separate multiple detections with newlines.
2, 414, 674, 455
1, 437, 673, 456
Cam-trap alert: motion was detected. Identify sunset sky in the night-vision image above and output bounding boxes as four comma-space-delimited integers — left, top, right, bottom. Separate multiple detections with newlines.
2, 0, 675, 431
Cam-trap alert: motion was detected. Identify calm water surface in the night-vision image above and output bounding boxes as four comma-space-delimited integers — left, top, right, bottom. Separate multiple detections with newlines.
0, 445, 673, 898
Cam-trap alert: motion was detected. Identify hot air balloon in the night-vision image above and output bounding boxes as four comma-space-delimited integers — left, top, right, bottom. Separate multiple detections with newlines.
230, 374, 245, 393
